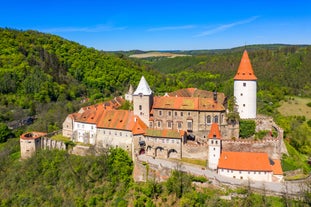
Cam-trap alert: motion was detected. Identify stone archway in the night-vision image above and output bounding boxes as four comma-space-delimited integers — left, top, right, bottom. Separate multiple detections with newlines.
146, 146, 152, 156
155, 146, 165, 158
139, 148, 145, 155
167, 149, 179, 159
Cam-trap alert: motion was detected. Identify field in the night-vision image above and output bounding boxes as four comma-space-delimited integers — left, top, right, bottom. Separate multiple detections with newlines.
278, 96, 311, 119
129, 51, 190, 58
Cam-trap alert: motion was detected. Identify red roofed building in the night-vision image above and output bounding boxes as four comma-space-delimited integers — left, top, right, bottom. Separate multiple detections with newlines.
218, 151, 274, 182
206, 123, 283, 182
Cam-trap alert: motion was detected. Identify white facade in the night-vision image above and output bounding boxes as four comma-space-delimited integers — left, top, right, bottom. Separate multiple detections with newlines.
73, 122, 97, 144
208, 138, 221, 170
96, 128, 133, 151
218, 168, 272, 182
234, 80, 257, 119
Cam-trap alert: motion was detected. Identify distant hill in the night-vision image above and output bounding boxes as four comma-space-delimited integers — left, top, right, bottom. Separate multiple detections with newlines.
129, 51, 191, 58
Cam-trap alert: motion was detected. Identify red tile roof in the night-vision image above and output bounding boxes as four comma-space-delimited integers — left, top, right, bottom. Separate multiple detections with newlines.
168, 88, 226, 104
153, 96, 225, 111
271, 159, 283, 175
145, 129, 184, 139
75, 104, 105, 124
96, 110, 147, 134
208, 123, 221, 139
20, 132, 47, 140
132, 116, 148, 135
218, 151, 272, 172
234, 50, 257, 81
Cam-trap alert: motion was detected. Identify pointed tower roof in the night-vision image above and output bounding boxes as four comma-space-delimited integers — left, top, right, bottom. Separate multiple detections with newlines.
234, 50, 257, 81
133, 76, 153, 95
208, 123, 221, 139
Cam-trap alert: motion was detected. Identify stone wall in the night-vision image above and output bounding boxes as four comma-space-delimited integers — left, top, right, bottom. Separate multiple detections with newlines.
182, 141, 208, 159
41, 137, 66, 151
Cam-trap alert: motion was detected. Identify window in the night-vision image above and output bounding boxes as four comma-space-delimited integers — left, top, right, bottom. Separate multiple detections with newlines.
149, 122, 153, 128
243, 82, 246, 87
187, 121, 192, 130
157, 121, 161, 128
227, 170, 229, 173
168, 111, 171, 116
239, 171, 241, 174
180, 112, 183, 117
188, 112, 191, 116
215, 141, 218, 144
120, 132, 122, 136
91, 126, 93, 129
243, 104, 246, 107
139, 105, 142, 110
240, 176, 243, 179
167, 121, 172, 128
213, 148, 215, 151
214, 115, 219, 123
177, 122, 182, 129
240, 93, 243, 96
206, 115, 211, 124
175, 111, 177, 116
176, 140, 179, 144
172, 140, 174, 143
211, 140, 214, 144
158, 110, 162, 116
222, 169, 224, 172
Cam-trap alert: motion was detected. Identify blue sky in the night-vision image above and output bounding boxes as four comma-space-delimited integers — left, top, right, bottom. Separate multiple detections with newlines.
1, 0, 311, 51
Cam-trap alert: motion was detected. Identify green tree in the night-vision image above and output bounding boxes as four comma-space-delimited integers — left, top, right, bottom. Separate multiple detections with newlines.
0, 123, 11, 143
239, 119, 256, 138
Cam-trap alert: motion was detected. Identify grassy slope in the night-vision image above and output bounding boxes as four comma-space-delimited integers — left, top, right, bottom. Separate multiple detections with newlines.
278, 96, 311, 120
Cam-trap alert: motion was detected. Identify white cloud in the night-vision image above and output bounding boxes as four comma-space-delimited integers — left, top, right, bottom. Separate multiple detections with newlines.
195, 16, 259, 37
41, 25, 126, 33
147, 25, 196, 32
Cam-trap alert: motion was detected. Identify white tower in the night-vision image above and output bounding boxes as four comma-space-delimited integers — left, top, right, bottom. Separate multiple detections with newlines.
208, 123, 222, 170
133, 76, 153, 125
234, 50, 257, 119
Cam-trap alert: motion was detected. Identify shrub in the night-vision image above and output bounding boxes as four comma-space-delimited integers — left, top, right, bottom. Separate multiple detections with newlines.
239, 120, 256, 138
307, 102, 311, 107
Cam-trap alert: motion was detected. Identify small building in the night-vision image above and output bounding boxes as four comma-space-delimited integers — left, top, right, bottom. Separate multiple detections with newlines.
20, 132, 47, 159
217, 151, 274, 182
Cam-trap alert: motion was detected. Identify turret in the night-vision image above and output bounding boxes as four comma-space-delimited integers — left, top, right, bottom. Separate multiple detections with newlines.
234, 50, 257, 119
208, 123, 222, 170
133, 76, 153, 125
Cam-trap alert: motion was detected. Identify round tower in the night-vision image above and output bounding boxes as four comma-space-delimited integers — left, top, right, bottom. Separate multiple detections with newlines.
133, 76, 153, 125
208, 123, 222, 170
234, 50, 257, 119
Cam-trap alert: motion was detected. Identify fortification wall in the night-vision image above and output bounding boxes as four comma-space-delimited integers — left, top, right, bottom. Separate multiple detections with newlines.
222, 138, 282, 159
41, 137, 66, 150
182, 141, 208, 159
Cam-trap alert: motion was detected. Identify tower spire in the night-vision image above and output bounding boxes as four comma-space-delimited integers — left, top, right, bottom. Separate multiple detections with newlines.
234, 50, 257, 81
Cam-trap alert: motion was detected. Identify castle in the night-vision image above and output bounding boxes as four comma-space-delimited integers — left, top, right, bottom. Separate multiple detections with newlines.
21, 50, 284, 182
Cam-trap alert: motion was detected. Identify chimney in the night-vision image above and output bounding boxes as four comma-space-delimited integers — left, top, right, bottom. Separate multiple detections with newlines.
213, 91, 217, 103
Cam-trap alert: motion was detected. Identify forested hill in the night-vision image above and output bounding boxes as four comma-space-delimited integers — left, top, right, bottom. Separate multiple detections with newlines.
136, 45, 311, 98
0, 28, 159, 103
